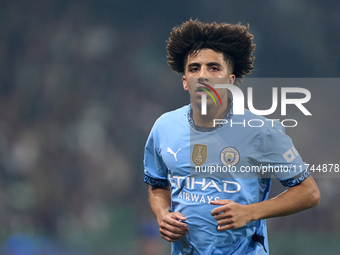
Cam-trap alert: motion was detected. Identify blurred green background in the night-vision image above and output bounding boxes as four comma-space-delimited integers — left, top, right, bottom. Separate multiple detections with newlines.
0, 0, 339, 254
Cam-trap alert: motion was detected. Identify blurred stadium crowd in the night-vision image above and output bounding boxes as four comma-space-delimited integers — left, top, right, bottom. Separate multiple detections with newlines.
0, 0, 339, 254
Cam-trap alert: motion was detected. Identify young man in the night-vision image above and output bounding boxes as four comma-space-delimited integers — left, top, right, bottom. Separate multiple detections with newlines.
143, 19, 320, 254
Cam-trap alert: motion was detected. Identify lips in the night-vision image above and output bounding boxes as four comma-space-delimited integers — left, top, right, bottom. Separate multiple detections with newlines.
196, 82, 212, 92
197, 87, 210, 92
195, 82, 223, 106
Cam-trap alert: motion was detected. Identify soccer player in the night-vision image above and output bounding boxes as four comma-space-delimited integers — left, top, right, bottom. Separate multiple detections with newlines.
143, 19, 320, 254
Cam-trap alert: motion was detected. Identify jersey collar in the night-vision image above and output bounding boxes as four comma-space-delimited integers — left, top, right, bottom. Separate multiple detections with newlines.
187, 99, 234, 132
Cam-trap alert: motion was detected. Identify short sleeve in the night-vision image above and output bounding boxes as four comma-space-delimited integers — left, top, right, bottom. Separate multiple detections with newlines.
143, 123, 169, 186
257, 122, 310, 187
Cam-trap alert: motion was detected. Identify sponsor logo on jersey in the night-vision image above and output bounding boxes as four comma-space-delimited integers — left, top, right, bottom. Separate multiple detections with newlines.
192, 144, 208, 166
169, 174, 242, 194
220, 147, 240, 166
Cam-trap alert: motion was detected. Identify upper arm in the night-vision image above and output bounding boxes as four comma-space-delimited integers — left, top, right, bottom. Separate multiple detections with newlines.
149, 185, 170, 191
143, 121, 169, 186
148, 185, 171, 199
257, 122, 310, 186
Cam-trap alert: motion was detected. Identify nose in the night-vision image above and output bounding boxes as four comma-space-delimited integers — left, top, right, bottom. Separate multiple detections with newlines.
198, 67, 210, 80
197, 74, 209, 83
197, 78, 208, 84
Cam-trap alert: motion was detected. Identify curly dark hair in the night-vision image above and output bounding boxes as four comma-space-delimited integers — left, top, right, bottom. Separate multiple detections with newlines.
166, 19, 256, 84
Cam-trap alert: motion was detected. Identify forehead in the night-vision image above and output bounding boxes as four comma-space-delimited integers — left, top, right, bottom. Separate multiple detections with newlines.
186, 48, 226, 66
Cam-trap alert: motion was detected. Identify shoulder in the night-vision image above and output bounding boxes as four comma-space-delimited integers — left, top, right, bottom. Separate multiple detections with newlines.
237, 109, 286, 151
153, 105, 189, 128
147, 105, 189, 148
239, 109, 285, 133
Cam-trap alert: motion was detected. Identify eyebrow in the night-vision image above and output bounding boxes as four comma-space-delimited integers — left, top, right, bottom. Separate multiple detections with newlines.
187, 62, 222, 67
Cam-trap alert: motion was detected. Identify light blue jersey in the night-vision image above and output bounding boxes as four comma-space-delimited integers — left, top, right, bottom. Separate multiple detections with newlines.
144, 103, 309, 255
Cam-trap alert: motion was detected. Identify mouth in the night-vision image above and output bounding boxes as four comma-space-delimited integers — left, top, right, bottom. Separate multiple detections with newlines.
195, 82, 223, 106
196, 82, 212, 92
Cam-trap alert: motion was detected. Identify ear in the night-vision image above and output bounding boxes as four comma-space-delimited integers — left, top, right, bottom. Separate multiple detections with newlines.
182, 76, 189, 91
229, 74, 236, 85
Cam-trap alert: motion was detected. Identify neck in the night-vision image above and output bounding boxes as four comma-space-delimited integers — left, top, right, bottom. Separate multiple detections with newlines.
191, 98, 229, 127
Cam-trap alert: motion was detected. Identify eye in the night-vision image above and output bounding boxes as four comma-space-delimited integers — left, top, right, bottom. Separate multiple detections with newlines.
189, 67, 199, 72
210, 66, 220, 71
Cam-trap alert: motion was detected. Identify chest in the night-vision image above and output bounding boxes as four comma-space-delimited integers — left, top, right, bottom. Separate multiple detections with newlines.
159, 127, 259, 178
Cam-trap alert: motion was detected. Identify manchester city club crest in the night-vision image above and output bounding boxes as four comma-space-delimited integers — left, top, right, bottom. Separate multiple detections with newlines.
220, 147, 240, 166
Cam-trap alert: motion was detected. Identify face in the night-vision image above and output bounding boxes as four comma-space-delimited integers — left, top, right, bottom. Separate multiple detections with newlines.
182, 49, 235, 109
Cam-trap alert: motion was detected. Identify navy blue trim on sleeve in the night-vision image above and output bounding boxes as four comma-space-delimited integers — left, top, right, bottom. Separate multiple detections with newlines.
280, 170, 311, 187
143, 174, 170, 186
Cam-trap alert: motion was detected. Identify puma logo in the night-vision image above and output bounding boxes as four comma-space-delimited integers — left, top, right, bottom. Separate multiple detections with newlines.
167, 147, 181, 161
